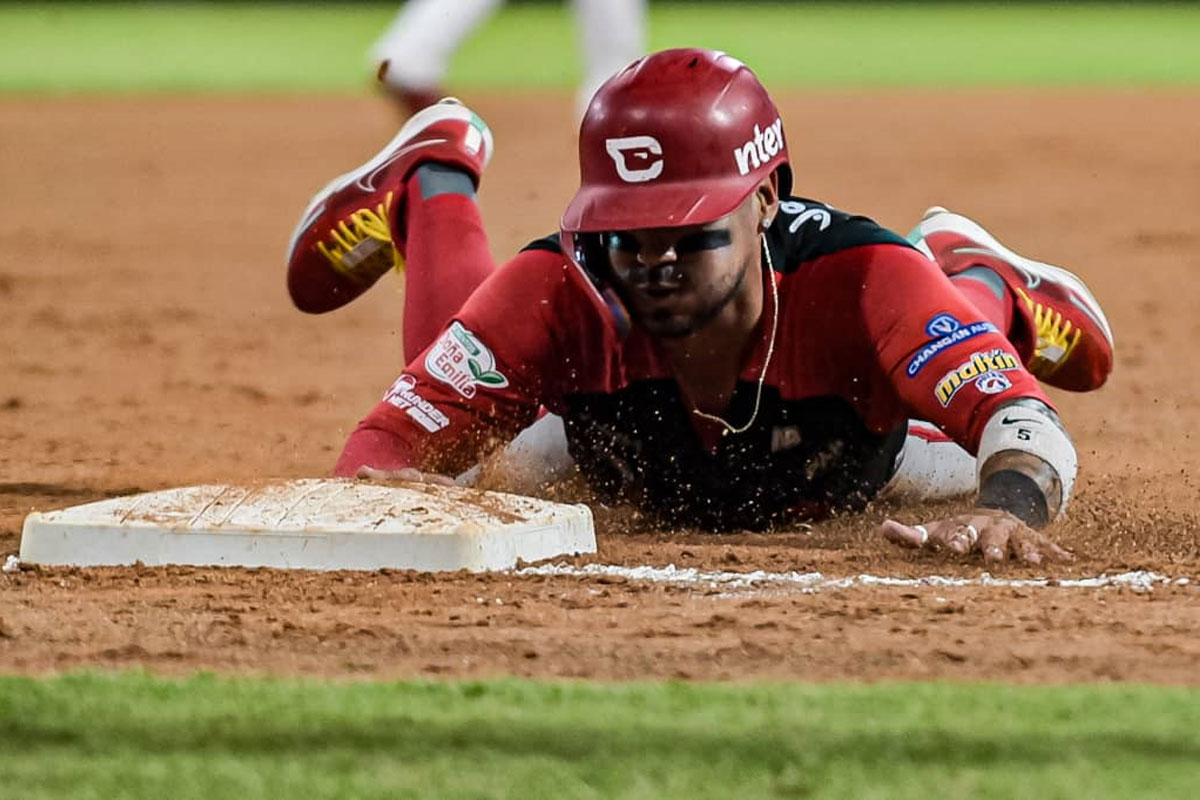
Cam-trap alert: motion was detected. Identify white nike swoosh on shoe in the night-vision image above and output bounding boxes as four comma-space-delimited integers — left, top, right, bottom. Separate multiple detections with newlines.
951, 245, 1110, 337
953, 246, 1042, 289
356, 138, 448, 191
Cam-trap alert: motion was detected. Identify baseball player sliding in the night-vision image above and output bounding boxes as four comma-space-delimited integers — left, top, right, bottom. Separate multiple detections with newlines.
286, 49, 1113, 563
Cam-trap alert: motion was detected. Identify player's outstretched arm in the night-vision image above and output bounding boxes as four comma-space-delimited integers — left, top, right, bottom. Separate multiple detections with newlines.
332, 333, 543, 482
856, 244, 1080, 562
334, 247, 578, 483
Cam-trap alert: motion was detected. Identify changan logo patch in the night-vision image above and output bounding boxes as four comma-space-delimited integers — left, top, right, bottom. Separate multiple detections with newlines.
906, 317, 999, 377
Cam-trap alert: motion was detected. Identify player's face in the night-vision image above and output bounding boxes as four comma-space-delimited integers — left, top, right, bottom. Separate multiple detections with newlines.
605, 194, 763, 338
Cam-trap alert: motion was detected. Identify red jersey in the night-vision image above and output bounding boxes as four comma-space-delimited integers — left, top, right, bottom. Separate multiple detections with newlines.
337, 199, 1050, 530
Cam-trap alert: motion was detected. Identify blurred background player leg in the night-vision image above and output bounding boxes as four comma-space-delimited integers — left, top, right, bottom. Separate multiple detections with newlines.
371, 0, 505, 116
371, 0, 646, 119
571, 0, 647, 117
285, 100, 496, 362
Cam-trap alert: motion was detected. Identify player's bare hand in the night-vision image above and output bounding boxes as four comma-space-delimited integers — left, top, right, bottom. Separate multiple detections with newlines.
878, 508, 1074, 565
355, 465, 456, 487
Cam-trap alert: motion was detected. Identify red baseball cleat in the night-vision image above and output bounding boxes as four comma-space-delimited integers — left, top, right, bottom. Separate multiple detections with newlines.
909, 207, 1114, 392
286, 99, 493, 313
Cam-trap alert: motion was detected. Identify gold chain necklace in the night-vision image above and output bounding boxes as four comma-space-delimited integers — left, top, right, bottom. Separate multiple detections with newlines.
691, 234, 779, 435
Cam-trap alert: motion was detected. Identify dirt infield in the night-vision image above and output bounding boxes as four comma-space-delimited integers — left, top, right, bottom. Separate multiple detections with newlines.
2, 91, 1198, 682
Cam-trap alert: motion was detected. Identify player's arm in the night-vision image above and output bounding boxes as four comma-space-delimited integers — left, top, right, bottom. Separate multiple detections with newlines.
856, 244, 1077, 560
334, 250, 573, 480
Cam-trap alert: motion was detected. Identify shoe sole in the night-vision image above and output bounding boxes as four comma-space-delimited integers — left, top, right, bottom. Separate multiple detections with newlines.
286, 101, 493, 261
913, 207, 1114, 346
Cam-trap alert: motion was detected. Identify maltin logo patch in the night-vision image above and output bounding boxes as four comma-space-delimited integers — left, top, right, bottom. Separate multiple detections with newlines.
934, 348, 1020, 407
425, 321, 509, 399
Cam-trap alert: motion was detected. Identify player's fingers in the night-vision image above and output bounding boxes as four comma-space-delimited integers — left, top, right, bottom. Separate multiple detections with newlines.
356, 465, 390, 480
940, 523, 979, 555
1010, 530, 1044, 565
356, 465, 423, 482
388, 467, 455, 486
976, 525, 1011, 563
1018, 530, 1076, 563
879, 519, 930, 549
1046, 540, 1076, 562
422, 472, 456, 487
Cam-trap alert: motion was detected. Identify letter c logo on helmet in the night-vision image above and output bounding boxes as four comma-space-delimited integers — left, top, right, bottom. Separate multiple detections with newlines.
604, 136, 664, 183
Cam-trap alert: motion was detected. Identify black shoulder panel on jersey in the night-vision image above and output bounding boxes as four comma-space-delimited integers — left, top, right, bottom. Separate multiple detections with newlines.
520, 233, 564, 255
767, 197, 914, 274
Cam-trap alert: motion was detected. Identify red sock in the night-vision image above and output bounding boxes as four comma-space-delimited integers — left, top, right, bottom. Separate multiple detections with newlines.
400, 166, 496, 363
950, 270, 1016, 340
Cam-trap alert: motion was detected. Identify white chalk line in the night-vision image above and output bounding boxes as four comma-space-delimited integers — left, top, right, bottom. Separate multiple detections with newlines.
5, 552, 1189, 595
515, 562, 1193, 595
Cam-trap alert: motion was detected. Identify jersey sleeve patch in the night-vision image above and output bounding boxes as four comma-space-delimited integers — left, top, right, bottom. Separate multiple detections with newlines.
933, 348, 1022, 407
382, 374, 451, 433
424, 321, 510, 398
905, 313, 1001, 377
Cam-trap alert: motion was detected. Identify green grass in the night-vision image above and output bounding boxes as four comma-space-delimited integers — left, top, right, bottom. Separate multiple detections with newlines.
2, 673, 1199, 798
1, 2, 1199, 93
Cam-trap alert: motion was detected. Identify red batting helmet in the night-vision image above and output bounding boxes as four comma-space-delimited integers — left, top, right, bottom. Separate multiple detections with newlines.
562, 48, 792, 238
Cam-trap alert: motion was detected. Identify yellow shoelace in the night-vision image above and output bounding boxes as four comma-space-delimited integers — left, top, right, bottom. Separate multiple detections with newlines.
1016, 286, 1082, 374
315, 191, 404, 283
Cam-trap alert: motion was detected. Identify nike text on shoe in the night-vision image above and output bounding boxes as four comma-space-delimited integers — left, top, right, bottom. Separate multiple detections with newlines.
909, 207, 1113, 392
286, 99, 494, 313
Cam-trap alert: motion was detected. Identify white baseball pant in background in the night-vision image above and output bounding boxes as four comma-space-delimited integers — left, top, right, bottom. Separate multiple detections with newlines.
371, 0, 647, 115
